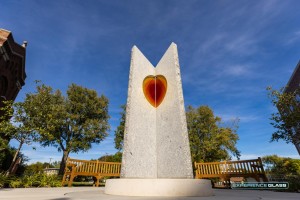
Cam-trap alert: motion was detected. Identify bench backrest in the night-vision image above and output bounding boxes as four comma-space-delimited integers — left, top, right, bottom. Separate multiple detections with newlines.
194, 157, 265, 178
66, 158, 121, 176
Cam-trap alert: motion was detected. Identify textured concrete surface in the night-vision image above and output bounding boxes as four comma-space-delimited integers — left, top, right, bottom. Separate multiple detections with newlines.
121, 43, 193, 179
105, 179, 212, 196
121, 45, 156, 178
121, 46, 157, 178
1, 187, 299, 200
155, 43, 193, 178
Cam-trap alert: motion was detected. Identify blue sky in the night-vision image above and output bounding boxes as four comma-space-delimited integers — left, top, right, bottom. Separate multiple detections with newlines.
1, 0, 300, 164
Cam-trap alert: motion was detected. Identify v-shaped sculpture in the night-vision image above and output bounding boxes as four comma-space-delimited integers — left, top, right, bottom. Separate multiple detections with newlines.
105, 43, 213, 197
120, 43, 193, 179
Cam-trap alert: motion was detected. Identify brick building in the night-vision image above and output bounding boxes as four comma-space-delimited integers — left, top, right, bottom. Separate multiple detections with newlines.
284, 60, 300, 155
0, 28, 27, 143
285, 61, 300, 93
0, 28, 27, 103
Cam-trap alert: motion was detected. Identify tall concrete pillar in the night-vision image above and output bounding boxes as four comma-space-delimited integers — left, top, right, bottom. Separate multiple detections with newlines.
105, 43, 212, 197
120, 43, 193, 179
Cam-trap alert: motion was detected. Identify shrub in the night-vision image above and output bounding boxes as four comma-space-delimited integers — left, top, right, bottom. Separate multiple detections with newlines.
22, 174, 62, 188
22, 174, 39, 187
286, 175, 300, 192
0, 173, 62, 188
0, 173, 20, 188
0, 173, 8, 188
9, 179, 22, 188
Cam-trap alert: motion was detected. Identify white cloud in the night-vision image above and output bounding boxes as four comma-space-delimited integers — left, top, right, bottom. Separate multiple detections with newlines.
224, 65, 251, 76
225, 34, 258, 56
286, 30, 300, 45
239, 115, 260, 123
217, 112, 259, 124
239, 154, 262, 160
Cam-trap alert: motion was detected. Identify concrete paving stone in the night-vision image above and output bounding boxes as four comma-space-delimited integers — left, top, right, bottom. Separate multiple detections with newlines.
0, 187, 299, 200
0, 187, 99, 200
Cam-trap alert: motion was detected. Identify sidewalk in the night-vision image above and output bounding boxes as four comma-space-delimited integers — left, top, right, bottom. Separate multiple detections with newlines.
0, 187, 299, 200
0, 187, 99, 200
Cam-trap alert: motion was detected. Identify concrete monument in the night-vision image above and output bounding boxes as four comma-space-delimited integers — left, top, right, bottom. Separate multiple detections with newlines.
105, 43, 213, 196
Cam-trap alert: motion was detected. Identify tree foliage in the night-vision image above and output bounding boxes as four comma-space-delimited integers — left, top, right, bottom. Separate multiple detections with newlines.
262, 154, 300, 175
24, 162, 48, 175
262, 154, 300, 192
0, 100, 35, 175
114, 105, 126, 151
24, 161, 59, 175
186, 105, 240, 163
267, 87, 300, 155
22, 83, 110, 175
98, 152, 122, 162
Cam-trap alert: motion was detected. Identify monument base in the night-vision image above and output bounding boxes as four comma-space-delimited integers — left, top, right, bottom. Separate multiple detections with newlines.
104, 179, 213, 197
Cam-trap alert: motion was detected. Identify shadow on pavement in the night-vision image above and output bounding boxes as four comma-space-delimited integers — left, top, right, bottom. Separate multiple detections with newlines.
0, 188, 13, 191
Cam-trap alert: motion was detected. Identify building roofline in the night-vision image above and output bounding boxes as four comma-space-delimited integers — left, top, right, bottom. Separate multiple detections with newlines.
0, 28, 27, 84
284, 60, 300, 93
0, 28, 11, 32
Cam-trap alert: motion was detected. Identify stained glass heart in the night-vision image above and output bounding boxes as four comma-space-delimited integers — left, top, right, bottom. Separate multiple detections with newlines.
143, 75, 167, 108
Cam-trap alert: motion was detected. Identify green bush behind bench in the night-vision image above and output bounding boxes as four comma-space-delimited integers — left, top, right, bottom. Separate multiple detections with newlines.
0, 173, 62, 188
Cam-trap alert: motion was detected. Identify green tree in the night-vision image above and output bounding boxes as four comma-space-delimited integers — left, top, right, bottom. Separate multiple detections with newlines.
262, 155, 300, 192
51, 161, 61, 168
0, 101, 35, 175
0, 145, 28, 176
0, 146, 17, 172
0, 100, 15, 167
98, 152, 122, 162
24, 161, 58, 175
262, 155, 300, 175
186, 105, 240, 163
24, 162, 46, 175
267, 87, 300, 155
114, 105, 126, 151
23, 83, 110, 175
0, 137, 10, 171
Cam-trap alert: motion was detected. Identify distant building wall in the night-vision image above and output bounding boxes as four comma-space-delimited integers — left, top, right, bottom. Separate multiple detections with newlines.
43, 168, 59, 176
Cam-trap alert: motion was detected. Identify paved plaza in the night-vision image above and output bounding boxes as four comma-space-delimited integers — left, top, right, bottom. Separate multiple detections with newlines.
0, 187, 299, 200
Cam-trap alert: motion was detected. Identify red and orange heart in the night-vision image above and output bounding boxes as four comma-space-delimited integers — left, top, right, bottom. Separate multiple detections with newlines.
143, 75, 167, 108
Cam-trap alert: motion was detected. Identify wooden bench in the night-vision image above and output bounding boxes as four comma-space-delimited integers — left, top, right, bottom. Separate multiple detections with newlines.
62, 158, 121, 187
194, 157, 268, 185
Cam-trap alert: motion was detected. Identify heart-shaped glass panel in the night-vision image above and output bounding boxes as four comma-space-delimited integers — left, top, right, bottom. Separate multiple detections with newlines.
143, 75, 167, 108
